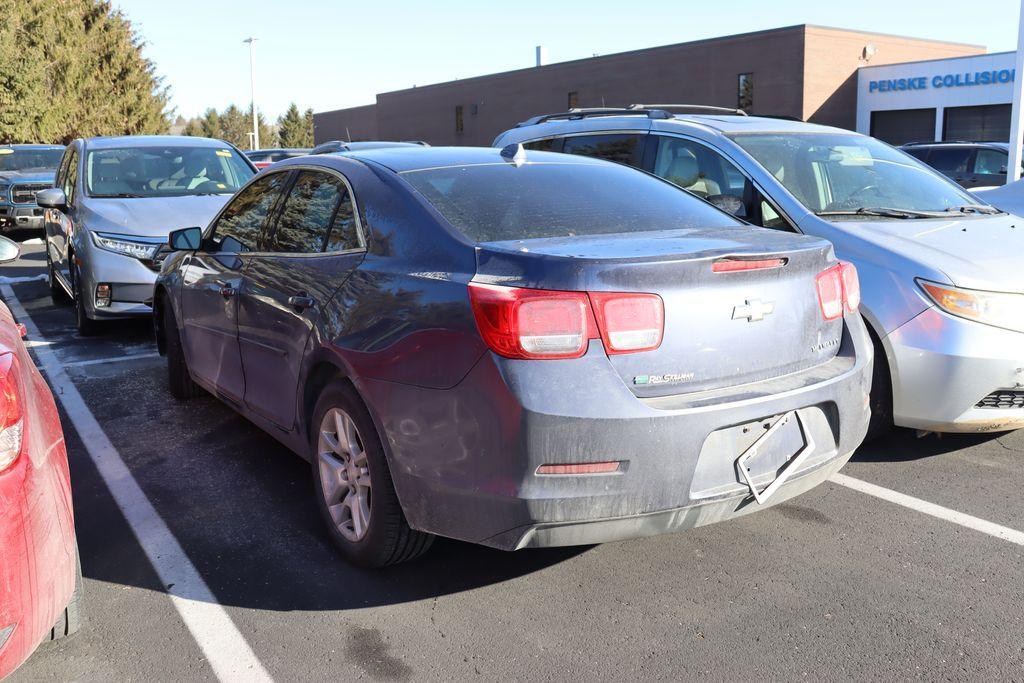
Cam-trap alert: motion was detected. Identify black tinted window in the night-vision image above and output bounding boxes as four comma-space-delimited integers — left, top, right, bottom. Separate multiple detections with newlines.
902, 148, 930, 162
213, 172, 288, 251
271, 171, 344, 253
926, 148, 972, 173
325, 188, 360, 252
561, 134, 642, 165
523, 138, 560, 152
401, 161, 741, 243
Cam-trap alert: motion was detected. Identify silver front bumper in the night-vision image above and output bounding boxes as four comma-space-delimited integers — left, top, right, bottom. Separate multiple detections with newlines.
887, 306, 1024, 433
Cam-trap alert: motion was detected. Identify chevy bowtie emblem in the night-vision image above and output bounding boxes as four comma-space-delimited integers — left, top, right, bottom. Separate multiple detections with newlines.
732, 299, 775, 322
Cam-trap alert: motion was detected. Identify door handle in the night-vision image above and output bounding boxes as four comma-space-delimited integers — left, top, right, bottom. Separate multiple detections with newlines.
288, 293, 316, 311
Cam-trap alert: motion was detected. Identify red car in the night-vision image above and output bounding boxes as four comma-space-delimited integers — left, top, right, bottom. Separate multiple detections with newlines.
0, 236, 81, 678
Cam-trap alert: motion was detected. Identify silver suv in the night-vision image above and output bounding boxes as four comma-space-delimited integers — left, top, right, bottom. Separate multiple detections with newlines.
38, 136, 256, 334
495, 107, 1024, 435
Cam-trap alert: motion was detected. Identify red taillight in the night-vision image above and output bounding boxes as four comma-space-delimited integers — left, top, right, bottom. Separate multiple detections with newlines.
589, 292, 664, 354
468, 284, 664, 359
468, 283, 595, 359
712, 258, 787, 273
0, 353, 23, 471
839, 261, 860, 312
816, 262, 860, 321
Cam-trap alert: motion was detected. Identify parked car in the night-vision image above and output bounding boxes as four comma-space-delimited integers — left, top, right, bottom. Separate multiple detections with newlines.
310, 140, 428, 155
245, 148, 310, 170
971, 175, 1024, 215
495, 106, 1024, 435
37, 136, 257, 335
154, 146, 871, 567
900, 141, 1019, 189
0, 235, 82, 678
0, 145, 64, 232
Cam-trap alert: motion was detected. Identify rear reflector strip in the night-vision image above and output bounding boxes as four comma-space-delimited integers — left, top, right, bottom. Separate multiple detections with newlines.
712, 258, 787, 273
536, 461, 622, 475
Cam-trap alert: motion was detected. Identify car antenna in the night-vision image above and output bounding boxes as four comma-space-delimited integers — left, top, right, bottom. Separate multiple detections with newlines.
500, 143, 527, 167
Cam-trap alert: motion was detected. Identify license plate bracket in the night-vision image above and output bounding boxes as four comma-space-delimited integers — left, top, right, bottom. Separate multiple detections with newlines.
735, 410, 815, 505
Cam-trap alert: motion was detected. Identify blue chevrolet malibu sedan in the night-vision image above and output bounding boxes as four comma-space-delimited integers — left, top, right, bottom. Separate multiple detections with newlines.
154, 146, 872, 567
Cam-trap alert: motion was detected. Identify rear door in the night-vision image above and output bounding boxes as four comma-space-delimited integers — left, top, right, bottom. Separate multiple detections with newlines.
238, 168, 365, 430
180, 170, 290, 401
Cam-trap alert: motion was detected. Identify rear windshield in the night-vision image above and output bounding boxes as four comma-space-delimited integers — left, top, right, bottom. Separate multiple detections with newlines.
400, 161, 741, 243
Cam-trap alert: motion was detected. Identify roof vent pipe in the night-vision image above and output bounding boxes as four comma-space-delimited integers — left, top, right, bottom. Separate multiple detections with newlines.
536, 45, 547, 67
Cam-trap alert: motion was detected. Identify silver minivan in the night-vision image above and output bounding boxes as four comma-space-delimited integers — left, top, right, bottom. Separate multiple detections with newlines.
495, 108, 1024, 435
38, 136, 256, 334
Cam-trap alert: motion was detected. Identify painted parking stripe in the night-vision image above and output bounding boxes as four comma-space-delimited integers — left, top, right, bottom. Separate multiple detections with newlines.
62, 352, 161, 368
830, 472, 1024, 546
0, 285, 273, 682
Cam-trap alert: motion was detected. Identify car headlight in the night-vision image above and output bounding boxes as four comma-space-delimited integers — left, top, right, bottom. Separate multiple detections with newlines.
917, 279, 1024, 334
92, 232, 161, 260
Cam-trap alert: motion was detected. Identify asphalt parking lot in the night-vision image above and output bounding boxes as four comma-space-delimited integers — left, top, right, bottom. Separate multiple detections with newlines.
3, 236, 1023, 681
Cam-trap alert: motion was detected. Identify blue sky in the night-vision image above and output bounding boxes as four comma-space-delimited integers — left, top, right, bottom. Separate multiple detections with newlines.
114, 0, 1023, 122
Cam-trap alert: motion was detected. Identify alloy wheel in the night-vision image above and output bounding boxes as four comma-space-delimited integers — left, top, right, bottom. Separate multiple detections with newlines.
317, 407, 372, 542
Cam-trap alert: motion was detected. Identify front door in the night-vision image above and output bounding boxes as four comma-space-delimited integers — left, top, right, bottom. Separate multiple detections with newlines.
238, 168, 365, 430
180, 170, 290, 401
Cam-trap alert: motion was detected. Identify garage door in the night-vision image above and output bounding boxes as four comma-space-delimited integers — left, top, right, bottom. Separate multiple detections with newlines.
943, 104, 1011, 142
869, 108, 936, 145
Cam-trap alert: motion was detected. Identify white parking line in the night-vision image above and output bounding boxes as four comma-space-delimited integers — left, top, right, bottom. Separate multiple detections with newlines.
830, 472, 1024, 546
62, 352, 161, 368
0, 285, 272, 682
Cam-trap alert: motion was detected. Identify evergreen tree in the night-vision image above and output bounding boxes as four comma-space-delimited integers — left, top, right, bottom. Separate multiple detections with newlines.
0, 0, 169, 143
277, 103, 314, 148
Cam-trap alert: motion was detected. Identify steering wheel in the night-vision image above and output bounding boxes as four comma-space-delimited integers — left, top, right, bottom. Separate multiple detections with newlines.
824, 184, 882, 211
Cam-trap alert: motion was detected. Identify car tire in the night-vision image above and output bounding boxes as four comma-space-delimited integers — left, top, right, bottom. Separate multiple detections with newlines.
71, 265, 99, 337
47, 546, 84, 641
46, 252, 71, 306
865, 328, 893, 441
311, 383, 434, 568
164, 301, 202, 400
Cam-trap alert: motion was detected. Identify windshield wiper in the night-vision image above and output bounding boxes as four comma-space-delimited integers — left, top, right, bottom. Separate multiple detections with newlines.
90, 193, 147, 198
816, 207, 935, 219
944, 204, 1003, 215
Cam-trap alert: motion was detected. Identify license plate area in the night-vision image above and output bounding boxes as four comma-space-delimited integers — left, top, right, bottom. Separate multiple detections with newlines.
735, 411, 815, 505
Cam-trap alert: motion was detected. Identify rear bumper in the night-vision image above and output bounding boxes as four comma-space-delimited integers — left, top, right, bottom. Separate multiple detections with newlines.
362, 314, 872, 550
887, 307, 1024, 433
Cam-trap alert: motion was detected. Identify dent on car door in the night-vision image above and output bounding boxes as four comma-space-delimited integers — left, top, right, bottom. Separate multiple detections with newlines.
179, 170, 289, 401
238, 169, 365, 430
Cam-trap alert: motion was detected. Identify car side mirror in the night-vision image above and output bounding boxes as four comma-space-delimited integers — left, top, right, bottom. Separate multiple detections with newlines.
707, 194, 746, 217
1000, 165, 1008, 175
0, 236, 20, 264
168, 226, 202, 251
35, 187, 67, 210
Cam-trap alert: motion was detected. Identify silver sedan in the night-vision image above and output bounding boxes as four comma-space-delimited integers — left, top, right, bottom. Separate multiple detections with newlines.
496, 112, 1024, 434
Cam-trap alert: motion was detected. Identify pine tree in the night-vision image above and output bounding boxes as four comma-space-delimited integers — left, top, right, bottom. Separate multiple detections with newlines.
277, 103, 313, 148
0, 0, 169, 143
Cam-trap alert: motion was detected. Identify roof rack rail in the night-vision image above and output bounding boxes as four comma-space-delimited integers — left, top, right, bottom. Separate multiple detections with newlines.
516, 107, 674, 127
900, 140, 971, 146
628, 104, 748, 117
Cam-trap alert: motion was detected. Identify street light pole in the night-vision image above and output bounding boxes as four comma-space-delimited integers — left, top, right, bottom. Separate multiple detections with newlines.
1007, 0, 1024, 183
243, 37, 259, 150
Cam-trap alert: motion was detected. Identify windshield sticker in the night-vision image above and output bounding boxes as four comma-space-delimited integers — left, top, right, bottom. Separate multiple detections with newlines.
216, 150, 233, 157
0, 149, 12, 155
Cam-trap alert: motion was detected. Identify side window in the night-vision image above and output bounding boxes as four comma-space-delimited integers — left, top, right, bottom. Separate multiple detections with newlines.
325, 185, 361, 252
212, 171, 288, 252
653, 136, 746, 199
974, 148, 1008, 175
270, 170, 345, 253
561, 134, 643, 166
927, 148, 972, 173
903, 147, 930, 162
523, 138, 561, 152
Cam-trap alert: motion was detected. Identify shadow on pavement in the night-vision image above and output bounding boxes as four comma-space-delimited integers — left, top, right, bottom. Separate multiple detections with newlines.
852, 427, 1003, 463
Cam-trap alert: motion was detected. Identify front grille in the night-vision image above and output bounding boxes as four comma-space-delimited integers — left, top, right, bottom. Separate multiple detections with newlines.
976, 391, 1024, 409
11, 183, 50, 204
